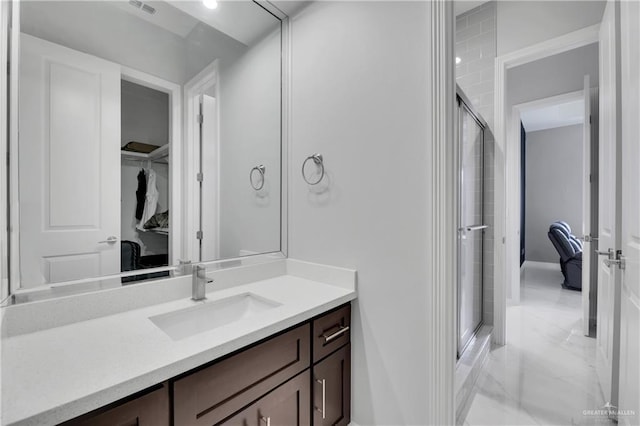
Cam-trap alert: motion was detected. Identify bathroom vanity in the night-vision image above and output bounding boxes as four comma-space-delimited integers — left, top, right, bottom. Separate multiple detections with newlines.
65, 304, 351, 426
0, 259, 356, 426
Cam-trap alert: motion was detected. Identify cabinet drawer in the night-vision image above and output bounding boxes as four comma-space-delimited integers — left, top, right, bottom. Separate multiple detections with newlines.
312, 304, 351, 362
60, 383, 170, 426
173, 324, 310, 426
221, 371, 311, 425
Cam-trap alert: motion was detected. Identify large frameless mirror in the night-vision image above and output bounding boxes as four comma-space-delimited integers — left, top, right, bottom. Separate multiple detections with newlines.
6, 0, 287, 303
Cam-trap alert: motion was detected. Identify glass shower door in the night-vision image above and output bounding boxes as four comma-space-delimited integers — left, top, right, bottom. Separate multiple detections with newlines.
457, 99, 485, 357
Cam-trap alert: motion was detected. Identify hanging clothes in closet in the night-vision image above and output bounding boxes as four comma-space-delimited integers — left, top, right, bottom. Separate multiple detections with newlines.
135, 169, 147, 220
137, 168, 159, 231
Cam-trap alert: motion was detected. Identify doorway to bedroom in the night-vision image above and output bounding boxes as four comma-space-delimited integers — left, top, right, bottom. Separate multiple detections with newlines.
517, 86, 599, 332
504, 41, 601, 336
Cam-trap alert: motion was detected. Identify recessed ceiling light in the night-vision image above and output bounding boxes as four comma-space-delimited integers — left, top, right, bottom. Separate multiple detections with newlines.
456, 56, 462, 65
203, 0, 218, 9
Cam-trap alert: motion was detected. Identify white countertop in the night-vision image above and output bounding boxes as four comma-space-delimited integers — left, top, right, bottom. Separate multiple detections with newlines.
0, 259, 357, 426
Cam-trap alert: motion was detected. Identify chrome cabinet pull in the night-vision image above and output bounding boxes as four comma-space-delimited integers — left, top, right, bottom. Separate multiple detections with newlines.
260, 415, 271, 426
315, 378, 326, 419
97, 236, 118, 244
322, 325, 350, 342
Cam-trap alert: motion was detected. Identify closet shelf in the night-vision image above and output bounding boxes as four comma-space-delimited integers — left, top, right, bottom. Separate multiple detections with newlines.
121, 144, 169, 163
138, 227, 169, 236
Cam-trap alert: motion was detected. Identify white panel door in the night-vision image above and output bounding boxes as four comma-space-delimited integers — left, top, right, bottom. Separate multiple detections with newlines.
19, 33, 121, 287
582, 74, 592, 337
617, 1, 640, 423
596, 0, 621, 405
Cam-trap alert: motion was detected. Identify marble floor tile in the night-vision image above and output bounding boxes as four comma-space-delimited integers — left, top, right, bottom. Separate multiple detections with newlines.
464, 263, 615, 426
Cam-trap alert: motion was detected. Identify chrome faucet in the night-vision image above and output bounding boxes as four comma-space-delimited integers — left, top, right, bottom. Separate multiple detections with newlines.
192, 264, 207, 301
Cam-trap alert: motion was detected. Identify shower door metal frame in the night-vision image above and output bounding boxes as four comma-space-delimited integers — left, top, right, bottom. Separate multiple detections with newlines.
456, 90, 486, 358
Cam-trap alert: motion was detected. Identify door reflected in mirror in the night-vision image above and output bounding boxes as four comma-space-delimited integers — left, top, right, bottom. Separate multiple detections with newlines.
11, 0, 283, 296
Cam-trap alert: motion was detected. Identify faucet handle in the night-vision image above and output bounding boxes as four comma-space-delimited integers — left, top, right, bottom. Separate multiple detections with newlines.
192, 264, 208, 301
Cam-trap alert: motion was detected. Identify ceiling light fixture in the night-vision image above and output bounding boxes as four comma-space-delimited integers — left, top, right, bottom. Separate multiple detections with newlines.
203, 0, 218, 10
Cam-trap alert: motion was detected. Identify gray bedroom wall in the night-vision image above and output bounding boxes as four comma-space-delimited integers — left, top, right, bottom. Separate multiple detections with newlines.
525, 124, 584, 263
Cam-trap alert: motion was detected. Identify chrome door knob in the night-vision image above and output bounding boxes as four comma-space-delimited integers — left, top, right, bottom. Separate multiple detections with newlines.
98, 236, 118, 244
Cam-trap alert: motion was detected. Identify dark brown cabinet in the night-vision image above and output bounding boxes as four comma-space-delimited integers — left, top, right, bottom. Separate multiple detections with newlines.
312, 304, 351, 363
60, 383, 170, 426
313, 344, 351, 426
173, 324, 311, 425
60, 303, 351, 426
222, 371, 311, 426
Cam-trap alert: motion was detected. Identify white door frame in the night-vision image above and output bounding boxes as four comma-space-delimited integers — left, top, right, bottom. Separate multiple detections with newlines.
493, 24, 600, 344
0, 0, 13, 302
120, 67, 182, 267
429, 1, 457, 424
183, 60, 219, 263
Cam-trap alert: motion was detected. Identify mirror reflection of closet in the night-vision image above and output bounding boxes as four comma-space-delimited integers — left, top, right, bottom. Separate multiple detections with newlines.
12, 0, 284, 297
120, 80, 170, 283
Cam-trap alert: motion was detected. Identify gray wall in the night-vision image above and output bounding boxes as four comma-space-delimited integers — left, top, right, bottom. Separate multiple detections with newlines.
497, 1, 605, 56
218, 28, 281, 258
525, 124, 584, 262
289, 2, 435, 423
507, 43, 599, 107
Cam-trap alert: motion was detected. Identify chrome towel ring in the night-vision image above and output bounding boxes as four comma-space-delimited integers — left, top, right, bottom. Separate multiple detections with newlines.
250, 165, 266, 190
302, 154, 324, 185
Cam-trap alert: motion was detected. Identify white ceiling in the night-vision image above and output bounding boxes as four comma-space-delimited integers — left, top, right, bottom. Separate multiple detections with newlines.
520, 99, 584, 133
111, 1, 309, 46
111, 1, 200, 38
169, 0, 280, 45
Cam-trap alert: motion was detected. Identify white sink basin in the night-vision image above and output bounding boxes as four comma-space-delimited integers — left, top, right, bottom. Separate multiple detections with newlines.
149, 293, 281, 341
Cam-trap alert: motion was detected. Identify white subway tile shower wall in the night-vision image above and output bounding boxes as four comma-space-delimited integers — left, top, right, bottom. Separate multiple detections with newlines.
456, 1, 496, 132
457, 2, 495, 327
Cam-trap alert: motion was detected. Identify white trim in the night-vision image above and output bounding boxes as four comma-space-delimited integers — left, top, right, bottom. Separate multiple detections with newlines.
429, 1, 456, 424
517, 90, 584, 113
8, 0, 19, 294
280, 15, 290, 259
0, 0, 10, 302
493, 24, 601, 345
498, 24, 601, 68
120, 66, 182, 268
183, 60, 220, 263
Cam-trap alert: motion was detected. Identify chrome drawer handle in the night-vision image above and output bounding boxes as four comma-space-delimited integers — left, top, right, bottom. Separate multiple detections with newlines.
322, 325, 350, 342
315, 378, 326, 419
